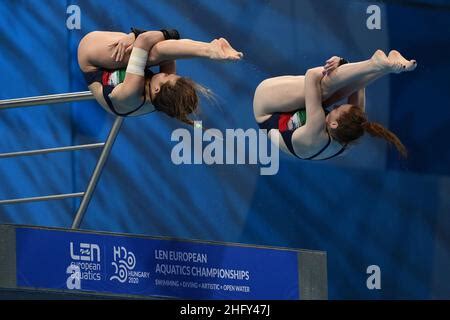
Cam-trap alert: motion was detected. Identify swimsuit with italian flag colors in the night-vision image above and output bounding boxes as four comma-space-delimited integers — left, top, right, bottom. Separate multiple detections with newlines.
278, 109, 307, 132
102, 69, 126, 87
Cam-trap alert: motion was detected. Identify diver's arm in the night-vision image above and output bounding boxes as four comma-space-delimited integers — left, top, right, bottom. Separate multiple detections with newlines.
110, 31, 165, 104
159, 60, 177, 74
348, 88, 366, 112
304, 67, 327, 134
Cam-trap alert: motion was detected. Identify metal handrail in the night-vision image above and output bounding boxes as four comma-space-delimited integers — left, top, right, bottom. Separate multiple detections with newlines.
0, 143, 105, 159
71, 116, 124, 229
0, 91, 94, 110
0, 193, 85, 205
0, 91, 122, 230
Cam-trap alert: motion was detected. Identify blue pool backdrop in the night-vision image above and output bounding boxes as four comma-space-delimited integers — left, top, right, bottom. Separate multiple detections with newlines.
0, 0, 449, 299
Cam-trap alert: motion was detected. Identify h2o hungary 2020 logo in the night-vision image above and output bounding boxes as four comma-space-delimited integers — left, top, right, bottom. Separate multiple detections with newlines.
110, 246, 150, 284
110, 246, 136, 283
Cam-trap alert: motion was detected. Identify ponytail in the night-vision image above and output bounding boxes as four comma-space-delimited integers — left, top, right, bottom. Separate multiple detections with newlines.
329, 105, 408, 158
362, 121, 408, 157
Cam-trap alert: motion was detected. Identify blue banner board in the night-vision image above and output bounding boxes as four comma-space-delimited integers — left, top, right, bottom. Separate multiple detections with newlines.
15, 228, 300, 299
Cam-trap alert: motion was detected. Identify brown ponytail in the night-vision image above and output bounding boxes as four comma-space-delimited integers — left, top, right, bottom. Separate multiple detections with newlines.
152, 77, 214, 128
362, 121, 408, 157
329, 105, 408, 158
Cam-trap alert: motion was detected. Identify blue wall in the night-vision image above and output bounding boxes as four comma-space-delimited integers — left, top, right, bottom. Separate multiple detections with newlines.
1, 0, 449, 299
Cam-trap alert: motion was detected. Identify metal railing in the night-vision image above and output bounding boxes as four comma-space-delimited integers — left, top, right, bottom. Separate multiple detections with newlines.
0, 91, 124, 229
0, 91, 95, 110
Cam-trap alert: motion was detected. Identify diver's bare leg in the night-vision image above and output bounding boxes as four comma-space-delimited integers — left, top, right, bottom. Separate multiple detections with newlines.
322, 50, 416, 106
147, 38, 243, 65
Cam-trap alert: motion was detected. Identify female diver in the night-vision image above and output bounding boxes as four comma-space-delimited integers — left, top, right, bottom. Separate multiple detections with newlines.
253, 50, 417, 160
78, 28, 243, 125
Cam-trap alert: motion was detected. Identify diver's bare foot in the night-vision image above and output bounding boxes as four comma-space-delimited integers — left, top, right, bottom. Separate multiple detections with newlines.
388, 50, 417, 73
209, 38, 244, 61
371, 49, 391, 72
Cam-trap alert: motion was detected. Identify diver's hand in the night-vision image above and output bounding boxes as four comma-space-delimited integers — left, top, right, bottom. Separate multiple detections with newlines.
323, 56, 341, 75
109, 33, 135, 62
